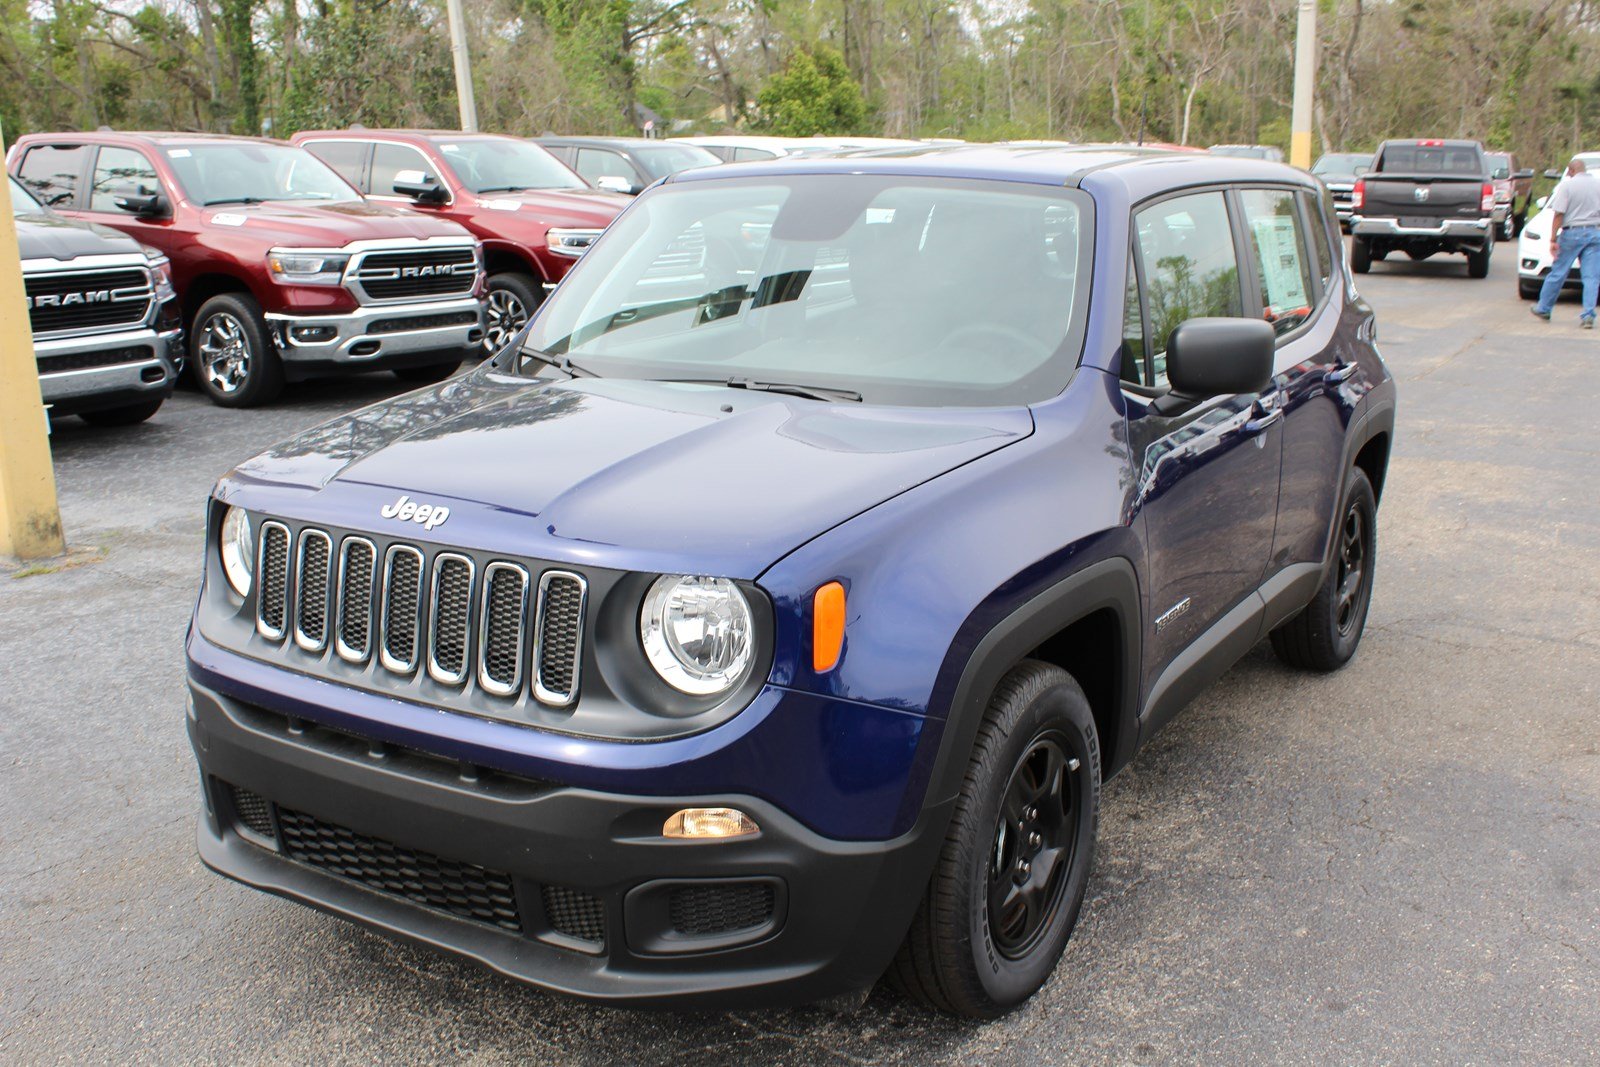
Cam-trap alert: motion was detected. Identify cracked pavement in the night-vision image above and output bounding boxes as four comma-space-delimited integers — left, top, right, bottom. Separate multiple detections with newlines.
1, 246, 1597, 1063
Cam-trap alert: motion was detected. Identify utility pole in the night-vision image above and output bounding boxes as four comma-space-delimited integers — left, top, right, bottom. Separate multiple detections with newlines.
0, 122, 66, 561
1289, 0, 1318, 169
444, 0, 479, 132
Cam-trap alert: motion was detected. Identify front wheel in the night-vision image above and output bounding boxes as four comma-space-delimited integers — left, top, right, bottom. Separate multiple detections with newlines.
1467, 242, 1492, 279
483, 271, 543, 355
1270, 467, 1377, 672
191, 293, 282, 408
1350, 237, 1372, 274
888, 661, 1100, 1018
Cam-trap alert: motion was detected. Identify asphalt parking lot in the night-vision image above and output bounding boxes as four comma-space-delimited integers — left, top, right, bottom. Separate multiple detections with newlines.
3, 245, 1597, 1064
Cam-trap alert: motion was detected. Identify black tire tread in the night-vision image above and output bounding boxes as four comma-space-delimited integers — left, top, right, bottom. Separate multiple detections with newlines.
887, 660, 1085, 1017
190, 293, 282, 408
1270, 468, 1377, 672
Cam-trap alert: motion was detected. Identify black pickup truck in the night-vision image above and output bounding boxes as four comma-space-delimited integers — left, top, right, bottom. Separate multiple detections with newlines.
1349, 139, 1495, 278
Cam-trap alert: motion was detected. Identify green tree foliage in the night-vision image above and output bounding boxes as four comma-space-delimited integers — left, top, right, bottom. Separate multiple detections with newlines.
754, 46, 864, 135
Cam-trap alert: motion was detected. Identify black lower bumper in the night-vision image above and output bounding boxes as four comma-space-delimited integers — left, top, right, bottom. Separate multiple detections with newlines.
187, 677, 947, 1009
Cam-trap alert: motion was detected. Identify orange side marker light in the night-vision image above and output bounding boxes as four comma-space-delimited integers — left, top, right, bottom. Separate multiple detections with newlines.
813, 581, 846, 673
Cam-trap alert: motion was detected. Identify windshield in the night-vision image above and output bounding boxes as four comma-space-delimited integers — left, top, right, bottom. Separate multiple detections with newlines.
1313, 153, 1371, 175
521, 176, 1092, 406
432, 138, 585, 193
635, 144, 721, 180
9, 176, 45, 216
164, 143, 360, 206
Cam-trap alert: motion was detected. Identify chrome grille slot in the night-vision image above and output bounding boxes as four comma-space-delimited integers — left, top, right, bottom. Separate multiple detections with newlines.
478, 563, 529, 697
293, 529, 333, 652
350, 247, 478, 303
255, 521, 292, 640
427, 553, 475, 685
335, 537, 377, 662
533, 571, 587, 706
379, 545, 425, 674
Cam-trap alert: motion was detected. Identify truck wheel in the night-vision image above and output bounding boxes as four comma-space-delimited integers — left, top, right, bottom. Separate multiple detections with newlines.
79, 398, 164, 427
1350, 238, 1372, 274
1270, 468, 1377, 672
1497, 214, 1515, 242
888, 660, 1099, 1018
484, 272, 543, 355
191, 294, 283, 408
1467, 242, 1492, 279
393, 360, 461, 384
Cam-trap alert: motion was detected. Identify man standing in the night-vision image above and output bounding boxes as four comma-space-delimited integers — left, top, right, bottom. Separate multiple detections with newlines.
1533, 157, 1600, 328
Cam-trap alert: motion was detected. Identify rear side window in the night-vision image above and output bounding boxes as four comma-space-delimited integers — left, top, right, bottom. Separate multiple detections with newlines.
1237, 188, 1315, 336
304, 141, 369, 191
370, 143, 440, 197
89, 147, 161, 212
1134, 191, 1243, 387
18, 144, 88, 207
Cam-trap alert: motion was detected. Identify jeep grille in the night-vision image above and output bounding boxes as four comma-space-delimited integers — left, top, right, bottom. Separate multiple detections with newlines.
257, 522, 586, 708
349, 248, 478, 303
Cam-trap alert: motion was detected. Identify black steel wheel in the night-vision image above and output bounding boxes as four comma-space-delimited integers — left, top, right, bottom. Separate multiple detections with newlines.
1271, 467, 1378, 671
889, 660, 1099, 1018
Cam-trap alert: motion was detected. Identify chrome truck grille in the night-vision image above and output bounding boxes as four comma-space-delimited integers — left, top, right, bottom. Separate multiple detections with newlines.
349, 247, 478, 303
24, 266, 153, 336
252, 523, 586, 707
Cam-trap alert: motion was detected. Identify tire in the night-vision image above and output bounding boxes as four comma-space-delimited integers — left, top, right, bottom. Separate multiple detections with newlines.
1270, 467, 1377, 672
190, 293, 283, 408
1467, 242, 1492, 279
483, 271, 543, 355
888, 660, 1100, 1019
1350, 237, 1371, 274
1496, 214, 1515, 242
79, 398, 164, 426
393, 360, 461, 384
1519, 277, 1542, 300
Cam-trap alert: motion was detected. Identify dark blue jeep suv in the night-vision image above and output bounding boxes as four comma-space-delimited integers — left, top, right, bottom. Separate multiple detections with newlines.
187, 146, 1395, 1017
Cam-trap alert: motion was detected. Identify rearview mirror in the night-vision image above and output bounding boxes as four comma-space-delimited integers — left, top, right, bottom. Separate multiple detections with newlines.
114, 187, 169, 217
1151, 318, 1276, 415
392, 170, 448, 204
594, 174, 639, 195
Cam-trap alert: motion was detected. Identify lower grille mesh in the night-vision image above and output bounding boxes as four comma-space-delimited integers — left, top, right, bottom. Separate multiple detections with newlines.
669, 883, 777, 936
277, 806, 523, 933
229, 784, 276, 838
541, 884, 606, 945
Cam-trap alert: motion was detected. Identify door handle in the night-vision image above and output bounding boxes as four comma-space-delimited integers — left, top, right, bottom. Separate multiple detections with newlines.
1244, 406, 1284, 434
1325, 362, 1357, 384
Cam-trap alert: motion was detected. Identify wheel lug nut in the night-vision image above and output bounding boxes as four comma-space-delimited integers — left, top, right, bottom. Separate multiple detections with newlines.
1028, 831, 1042, 851
1025, 806, 1038, 821
1015, 858, 1030, 878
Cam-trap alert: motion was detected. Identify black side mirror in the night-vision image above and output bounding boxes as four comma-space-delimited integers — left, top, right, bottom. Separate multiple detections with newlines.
1151, 318, 1276, 415
113, 187, 170, 217
1545, 168, 1564, 180
1514, 169, 1536, 180
393, 173, 449, 204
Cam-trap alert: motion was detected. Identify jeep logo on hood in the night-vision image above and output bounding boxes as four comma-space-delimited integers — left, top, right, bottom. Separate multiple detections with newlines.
380, 494, 450, 530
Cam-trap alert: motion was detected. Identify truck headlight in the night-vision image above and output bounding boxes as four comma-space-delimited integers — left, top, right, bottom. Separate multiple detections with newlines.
219, 506, 254, 597
141, 246, 177, 301
640, 575, 754, 695
546, 228, 601, 257
267, 249, 350, 285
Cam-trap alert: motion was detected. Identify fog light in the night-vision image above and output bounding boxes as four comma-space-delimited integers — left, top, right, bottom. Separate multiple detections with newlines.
290, 324, 337, 343
663, 807, 759, 840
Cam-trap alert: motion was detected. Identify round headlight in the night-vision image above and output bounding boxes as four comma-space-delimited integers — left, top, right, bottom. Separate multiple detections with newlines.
220, 506, 254, 597
640, 575, 754, 696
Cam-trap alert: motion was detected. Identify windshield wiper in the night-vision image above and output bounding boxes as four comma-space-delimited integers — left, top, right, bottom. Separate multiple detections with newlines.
517, 347, 599, 379
475, 185, 535, 194
203, 196, 266, 206
660, 377, 862, 403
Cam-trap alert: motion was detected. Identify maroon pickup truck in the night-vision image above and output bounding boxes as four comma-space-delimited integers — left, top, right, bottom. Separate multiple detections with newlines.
292, 130, 626, 351
8, 132, 486, 407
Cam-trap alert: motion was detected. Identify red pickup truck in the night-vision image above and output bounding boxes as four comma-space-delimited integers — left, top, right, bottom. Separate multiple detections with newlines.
8, 132, 485, 407
291, 130, 626, 351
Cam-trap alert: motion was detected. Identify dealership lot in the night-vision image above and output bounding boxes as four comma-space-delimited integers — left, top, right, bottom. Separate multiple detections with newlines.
1, 247, 1596, 1063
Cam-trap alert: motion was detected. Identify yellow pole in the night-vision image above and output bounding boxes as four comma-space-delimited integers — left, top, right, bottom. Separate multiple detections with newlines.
0, 123, 66, 560
1289, 0, 1318, 169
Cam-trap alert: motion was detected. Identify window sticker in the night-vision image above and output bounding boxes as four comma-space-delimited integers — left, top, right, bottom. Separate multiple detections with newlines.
394, 170, 426, 184
168, 149, 192, 158
1251, 216, 1309, 312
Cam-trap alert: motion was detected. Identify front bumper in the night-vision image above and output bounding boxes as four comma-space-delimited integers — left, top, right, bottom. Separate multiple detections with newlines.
1351, 215, 1492, 240
187, 674, 946, 1008
265, 296, 484, 369
35, 325, 177, 416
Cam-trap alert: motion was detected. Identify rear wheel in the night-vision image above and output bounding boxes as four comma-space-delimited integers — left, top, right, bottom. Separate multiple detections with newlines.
1468, 242, 1492, 279
1350, 237, 1372, 274
888, 660, 1099, 1018
79, 398, 164, 426
1270, 467, 1377, 672
483, 271, 543, 355
191, 293, 282, 408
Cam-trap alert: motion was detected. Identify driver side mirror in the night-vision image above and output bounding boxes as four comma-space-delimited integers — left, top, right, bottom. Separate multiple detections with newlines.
392, 170, 448, 204
1150, 318, 1276, 416
594, 174, 640, 195
1545, 168, 1565, 180
114, 186, 170, 218
1515, 168, 1536, 180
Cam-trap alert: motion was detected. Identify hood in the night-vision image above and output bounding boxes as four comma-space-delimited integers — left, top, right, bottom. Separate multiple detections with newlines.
15, 212, 145, 261
226, 371, 1033, 579
199, 199, 469, 248
468, 188, 628, 228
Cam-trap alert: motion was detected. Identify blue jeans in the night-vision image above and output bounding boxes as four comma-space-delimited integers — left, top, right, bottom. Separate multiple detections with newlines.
1536, 226, 1600, 319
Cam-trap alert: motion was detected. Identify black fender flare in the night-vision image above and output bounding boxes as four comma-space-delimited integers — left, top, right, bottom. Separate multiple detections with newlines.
922, 556, 1143, 816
